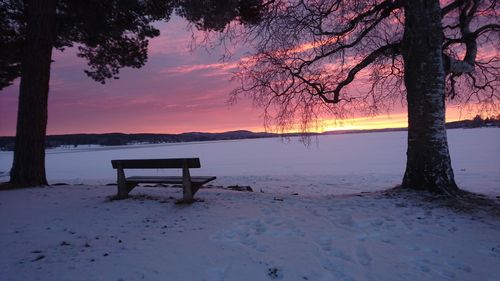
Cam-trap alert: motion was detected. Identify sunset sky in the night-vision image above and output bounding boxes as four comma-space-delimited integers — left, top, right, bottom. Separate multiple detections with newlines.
0, 17, 472, 136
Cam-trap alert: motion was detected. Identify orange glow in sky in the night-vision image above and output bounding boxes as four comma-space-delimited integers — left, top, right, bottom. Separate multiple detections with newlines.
321, 108, 472, 132
264, 107, 473, 134
320, 114, 410, 132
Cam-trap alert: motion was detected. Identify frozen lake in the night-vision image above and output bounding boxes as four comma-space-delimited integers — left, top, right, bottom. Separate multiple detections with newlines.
1, 128, 499, 196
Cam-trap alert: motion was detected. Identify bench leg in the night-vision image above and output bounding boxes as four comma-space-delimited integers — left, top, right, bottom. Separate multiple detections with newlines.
117, 182, 128, 199
181, 182, 194, 203
177, 183, 203, 204
115, 165, 139, 199
116, 182, 137, 199
179, 162, 195, 203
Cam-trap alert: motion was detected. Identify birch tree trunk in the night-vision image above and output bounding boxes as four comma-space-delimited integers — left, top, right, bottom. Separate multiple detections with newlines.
9, 0, 56, 187
401, 0, 459, 195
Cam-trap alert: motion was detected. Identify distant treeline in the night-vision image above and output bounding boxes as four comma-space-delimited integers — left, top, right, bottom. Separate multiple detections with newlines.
445, 114, 500, 129
0, 131, 277, 151
1, 115, 499, 151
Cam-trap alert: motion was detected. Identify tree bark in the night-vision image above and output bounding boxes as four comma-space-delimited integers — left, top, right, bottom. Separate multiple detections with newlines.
9, 0, 57, 187
401, 0, 459, 195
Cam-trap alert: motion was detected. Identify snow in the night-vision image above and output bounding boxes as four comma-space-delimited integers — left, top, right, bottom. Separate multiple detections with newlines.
0, 128, 499, 281
1, 186, 499, 281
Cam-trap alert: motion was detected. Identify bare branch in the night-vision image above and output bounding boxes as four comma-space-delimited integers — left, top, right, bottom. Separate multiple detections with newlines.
313, 0, 403, 36
222, 0, 498, 133
329, 43, 400, 101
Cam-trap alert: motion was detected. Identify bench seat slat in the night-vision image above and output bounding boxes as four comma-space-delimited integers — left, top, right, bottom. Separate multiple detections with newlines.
126, 176, 216, 185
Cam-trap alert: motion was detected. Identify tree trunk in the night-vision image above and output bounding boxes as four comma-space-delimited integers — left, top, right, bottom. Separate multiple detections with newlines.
9, 0, 56, 187
401, 0, 459, 195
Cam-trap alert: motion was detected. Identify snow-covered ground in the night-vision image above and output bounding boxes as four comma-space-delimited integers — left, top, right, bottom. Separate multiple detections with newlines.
1, 127, 499, 196
1, 186, 499, 281
0, 128, 499, 281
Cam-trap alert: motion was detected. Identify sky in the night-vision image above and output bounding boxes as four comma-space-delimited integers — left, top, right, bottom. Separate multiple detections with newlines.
0, 17, 478, 136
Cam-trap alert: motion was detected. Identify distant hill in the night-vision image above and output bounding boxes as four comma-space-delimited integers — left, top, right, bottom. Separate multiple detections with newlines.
0, 115, 498, 151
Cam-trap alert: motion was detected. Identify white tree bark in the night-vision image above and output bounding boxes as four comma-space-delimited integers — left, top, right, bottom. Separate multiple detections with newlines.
401, 0, 459, 194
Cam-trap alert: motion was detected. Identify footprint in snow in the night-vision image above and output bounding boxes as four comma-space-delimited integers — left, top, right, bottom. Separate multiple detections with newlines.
316, 236, 334, 252
212, 219, 267, 252
354, 245, 372, 266
447, 261, 472, 273
330, 247, 352, 262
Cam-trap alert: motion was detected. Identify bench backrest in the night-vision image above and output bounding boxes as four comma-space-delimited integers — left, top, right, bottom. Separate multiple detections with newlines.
111, 158, 201, 169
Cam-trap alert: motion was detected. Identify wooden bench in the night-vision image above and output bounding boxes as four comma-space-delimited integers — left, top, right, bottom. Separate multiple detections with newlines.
111, 158, 216, 203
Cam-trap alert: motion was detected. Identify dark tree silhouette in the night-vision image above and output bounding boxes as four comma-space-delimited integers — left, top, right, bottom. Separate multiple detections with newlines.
175, 0, 263, 31
205, 0, 499, 196
0, 0, 262, 188
0, 2, 22, 90
0, 0, 175, 187
11, 0, 57, 187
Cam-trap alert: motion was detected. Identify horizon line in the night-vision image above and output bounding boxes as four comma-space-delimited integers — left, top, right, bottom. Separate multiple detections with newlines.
2, 124, 489, 138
